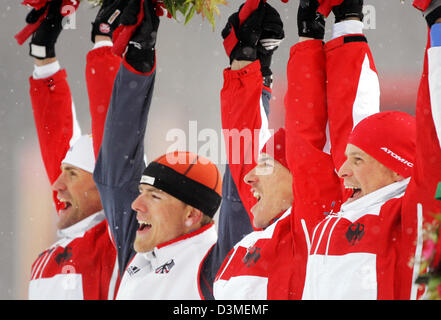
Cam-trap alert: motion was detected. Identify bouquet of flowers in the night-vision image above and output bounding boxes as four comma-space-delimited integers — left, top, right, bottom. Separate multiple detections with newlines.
86, 0, 228, 29
415, 183, 441, 300
415, 204, 441, 300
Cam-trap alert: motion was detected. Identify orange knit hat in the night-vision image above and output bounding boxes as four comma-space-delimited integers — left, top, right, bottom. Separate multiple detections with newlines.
140, 151, 222, 217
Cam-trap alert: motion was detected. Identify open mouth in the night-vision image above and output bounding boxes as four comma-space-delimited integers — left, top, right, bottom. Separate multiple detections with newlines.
253, 191, 261, 202
345, 186, 362, 202
137, 220, 152, 232
250, 190, 262, 215
59, 199, 72, 212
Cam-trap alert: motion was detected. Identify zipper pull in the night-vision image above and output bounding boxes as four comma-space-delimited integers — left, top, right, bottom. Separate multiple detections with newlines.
323, 201, 336, 216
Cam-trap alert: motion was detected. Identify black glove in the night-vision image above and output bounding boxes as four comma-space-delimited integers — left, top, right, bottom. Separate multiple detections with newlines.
297, 0, 325, 40
332, 0, 364, 23
123, 0, 160, 73
221, 1, 266, 64
424, 0, 441, 28
28, 0, 64, 59
91, 0, 127, 43
257, 2, 284, 81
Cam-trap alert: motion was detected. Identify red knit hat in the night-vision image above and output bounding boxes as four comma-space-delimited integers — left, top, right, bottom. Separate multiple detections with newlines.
348, 111, 416, 178
261, 128, 288, 170
140, 151, 222, 217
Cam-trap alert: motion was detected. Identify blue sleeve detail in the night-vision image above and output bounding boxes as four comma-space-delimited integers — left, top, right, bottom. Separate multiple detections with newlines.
431, 23, 441, 47
94, 62, 156, 274
261, 87, 271, 117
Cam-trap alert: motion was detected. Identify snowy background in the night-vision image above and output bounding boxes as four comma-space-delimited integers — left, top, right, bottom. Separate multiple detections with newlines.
0, 0, 428, 299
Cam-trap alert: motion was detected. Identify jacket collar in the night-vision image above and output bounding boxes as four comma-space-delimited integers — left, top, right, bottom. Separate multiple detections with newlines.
340, 178, 410, 220
57, 210, 105, 239
139, 223, 217, 270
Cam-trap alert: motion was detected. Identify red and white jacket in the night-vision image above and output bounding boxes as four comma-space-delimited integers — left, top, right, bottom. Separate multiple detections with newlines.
215, 60, 301, 299
296, 34, 441, 299
214, 209, 293, 299
28, 45, 121, 299
215, 33, 380, 299
117, 223, 217, 300
28, 211, 117, 299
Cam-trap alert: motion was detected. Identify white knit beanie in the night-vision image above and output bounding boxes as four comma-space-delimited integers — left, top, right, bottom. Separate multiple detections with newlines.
62, 134, 95, 173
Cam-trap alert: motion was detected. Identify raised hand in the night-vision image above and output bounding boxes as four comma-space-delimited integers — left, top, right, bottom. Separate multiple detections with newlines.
257, 2, 285, 79
28, 0, 64, 59
221, 1, 266, 63
122, 0, 160, 73
91, 0, 127, 43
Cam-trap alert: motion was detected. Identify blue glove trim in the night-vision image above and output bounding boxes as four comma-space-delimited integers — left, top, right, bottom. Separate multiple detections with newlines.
431, 23, 441, 47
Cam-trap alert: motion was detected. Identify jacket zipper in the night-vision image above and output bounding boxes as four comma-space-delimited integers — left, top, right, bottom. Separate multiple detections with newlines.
324, 216, 341, 263
311, 213, 341, 263
312, 216, 333, 256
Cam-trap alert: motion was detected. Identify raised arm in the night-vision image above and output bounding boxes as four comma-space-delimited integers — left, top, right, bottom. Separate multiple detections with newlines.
86, 0, 125, 158
198, 2, 285, 299
284, 6, 341, 286
220, 1, 283, 223
93, 0, 159, 275
221, 62, 269, 219
284, 1, 379, 298
401, 9, 441, 299
286, 0, 379, 227
27, 0, 80, 212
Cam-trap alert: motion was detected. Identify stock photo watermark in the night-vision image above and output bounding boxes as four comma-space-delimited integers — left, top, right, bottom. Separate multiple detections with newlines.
61, 4, 77, 30
60, 3, 376, 30
363, 4, 376, 30
164, 121, 276, 174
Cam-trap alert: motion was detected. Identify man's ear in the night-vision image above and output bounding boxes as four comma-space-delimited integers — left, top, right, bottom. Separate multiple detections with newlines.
184, 207, 203, 229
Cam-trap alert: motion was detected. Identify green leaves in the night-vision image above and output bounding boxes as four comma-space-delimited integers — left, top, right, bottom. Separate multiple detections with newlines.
166, 0, 228, 29
185, 5, 196, 24
85, 0, 228, 29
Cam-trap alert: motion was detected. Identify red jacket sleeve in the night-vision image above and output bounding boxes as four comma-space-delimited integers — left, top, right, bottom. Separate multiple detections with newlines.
285, 36, 381, 219
220, 60, 270, 225
85, 46, 122, 159
285, 40, 343, 225
325, 34, 380, 171
29, 69, 74, 212
399, 32, 441, 300
408, 35, 441, 223
285, 37, 381, 299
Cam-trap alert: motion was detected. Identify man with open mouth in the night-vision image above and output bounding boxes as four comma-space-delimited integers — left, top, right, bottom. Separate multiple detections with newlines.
212, 0, 381, 299
297, 0, 441, 300
214, 0, 441, 301
92, 0, 225, 299
25, 0, 123, 299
